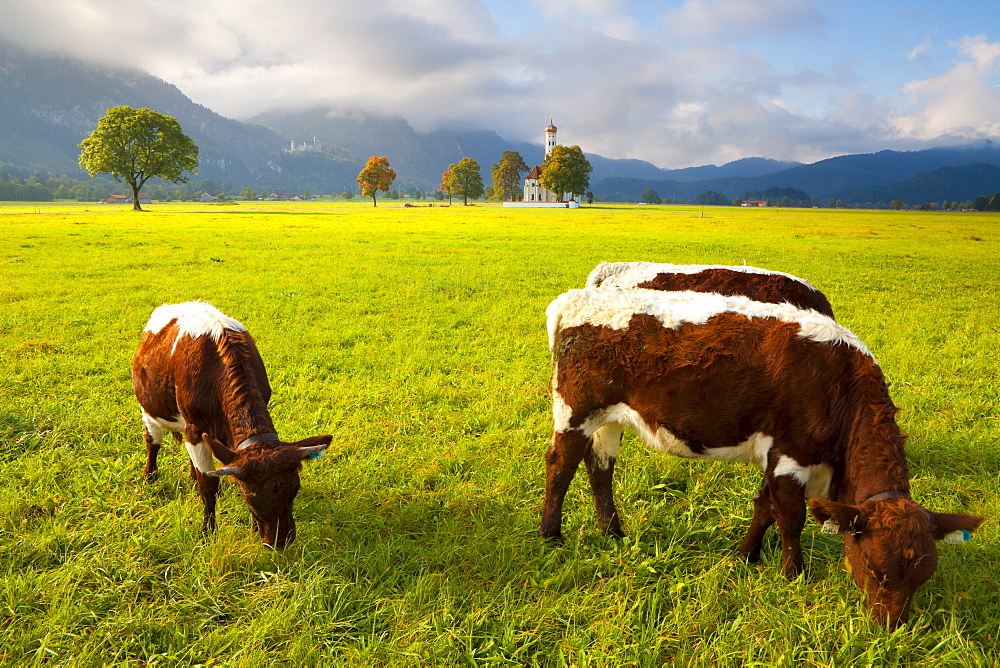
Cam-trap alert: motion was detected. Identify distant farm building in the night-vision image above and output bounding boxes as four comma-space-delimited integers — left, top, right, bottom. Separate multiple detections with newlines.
106, 193, 151, 204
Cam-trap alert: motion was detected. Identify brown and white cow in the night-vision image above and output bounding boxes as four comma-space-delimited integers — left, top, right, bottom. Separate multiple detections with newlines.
586, 261, 836, 318
541, 287, 982, 627
132, 301, 331, 548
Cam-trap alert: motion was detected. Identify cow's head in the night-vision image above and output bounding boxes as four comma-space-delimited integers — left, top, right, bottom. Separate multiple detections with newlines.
810, 498, 983, 628
203, 433, 331, 548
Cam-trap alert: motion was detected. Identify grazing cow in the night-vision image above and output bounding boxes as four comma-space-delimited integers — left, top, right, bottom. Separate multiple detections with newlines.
542, 287, 982, 627
586, 261, 835, 318
132, 301, 332, 548
587, 260, 838, 556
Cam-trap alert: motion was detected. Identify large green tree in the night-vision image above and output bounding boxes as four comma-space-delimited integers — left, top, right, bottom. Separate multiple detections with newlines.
446, 157, 484, 206
356, 156, 397, 206
640, 188, 662, 204
693, 190, 730, 205
78, 106, 199, 211
488, 150, 529, 201
539, 145, 591, 202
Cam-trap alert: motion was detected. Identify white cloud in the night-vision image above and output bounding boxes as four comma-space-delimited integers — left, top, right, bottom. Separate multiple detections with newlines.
531, 0, 644, 39
893, 35, 1000, 140
956, 33, 1000, 68
906, 36, 933, 60
662, 0, 824, 41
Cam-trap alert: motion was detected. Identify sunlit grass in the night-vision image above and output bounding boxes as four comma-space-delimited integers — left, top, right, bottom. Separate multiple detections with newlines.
1, 202, 997, 664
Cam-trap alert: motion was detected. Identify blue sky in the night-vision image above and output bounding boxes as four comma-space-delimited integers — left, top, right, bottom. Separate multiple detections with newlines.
4, 0, 1000, 167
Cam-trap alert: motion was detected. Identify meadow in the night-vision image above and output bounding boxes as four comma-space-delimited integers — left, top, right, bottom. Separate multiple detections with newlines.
1, 201, 997, 665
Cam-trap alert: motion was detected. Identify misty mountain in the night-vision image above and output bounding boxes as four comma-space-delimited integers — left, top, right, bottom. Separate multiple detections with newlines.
0, 39, 287, 183
2, 38, 999, 203
250, 108, 535, 190
659, 157, 804, 182
248, 108, 805, 189
1, 39, 690, 193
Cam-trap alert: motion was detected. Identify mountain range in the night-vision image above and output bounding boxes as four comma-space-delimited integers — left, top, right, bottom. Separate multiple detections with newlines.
2, 38, 1000, 204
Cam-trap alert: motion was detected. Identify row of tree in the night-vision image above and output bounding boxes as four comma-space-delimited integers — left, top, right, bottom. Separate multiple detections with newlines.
638, 185, 993, 211
354, 146, 593, 207
971, 193, 1000, 211
0, 182, 55, 201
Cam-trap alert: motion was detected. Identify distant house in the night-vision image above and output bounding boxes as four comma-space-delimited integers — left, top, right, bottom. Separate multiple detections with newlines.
200, 193, 220, 203
105, 193, 151, 204
742, 200, 767, 207
104, 193, 153, 204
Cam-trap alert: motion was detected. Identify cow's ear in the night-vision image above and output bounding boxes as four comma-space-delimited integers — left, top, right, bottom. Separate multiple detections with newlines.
203, 433, 238, 465
930, 512, 984, 541
809, 499, 867, 535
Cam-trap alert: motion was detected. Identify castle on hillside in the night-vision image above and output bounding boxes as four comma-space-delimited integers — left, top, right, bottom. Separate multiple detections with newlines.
522, 119, 578, 203
284, 137, 322, 153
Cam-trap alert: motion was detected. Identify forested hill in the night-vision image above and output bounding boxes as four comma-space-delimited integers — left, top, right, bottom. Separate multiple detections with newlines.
830, 163, 1000, 205
596, 143, 1000, 205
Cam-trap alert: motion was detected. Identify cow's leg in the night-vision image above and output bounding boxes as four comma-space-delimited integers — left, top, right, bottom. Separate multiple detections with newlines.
768, 474, 807, 578
140, 411, 164, 481
183, 426, 220, 534
737, 477, 775, 563
194, 469, 221, 534
584, 423, 625, 538
541, 429, 589, 540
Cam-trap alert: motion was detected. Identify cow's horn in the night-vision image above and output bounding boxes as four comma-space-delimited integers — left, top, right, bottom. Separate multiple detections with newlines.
296, 443, 328, 460
205, 465, 242, 478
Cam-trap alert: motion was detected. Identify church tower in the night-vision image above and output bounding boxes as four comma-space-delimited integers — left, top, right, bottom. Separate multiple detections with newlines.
545, 118, 557, 157
523, 117, 574, 203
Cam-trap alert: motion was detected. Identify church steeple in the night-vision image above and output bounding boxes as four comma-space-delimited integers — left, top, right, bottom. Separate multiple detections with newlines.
545, 117, 557, 157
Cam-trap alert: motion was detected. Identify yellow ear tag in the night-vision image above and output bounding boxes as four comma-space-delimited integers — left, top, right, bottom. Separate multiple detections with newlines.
821, 519, 840, 534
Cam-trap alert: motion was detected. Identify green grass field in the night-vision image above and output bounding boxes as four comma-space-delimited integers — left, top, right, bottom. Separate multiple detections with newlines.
1, 201, 998, 665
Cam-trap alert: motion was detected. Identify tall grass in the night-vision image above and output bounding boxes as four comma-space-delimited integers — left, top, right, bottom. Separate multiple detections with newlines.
1, 202, 997, 665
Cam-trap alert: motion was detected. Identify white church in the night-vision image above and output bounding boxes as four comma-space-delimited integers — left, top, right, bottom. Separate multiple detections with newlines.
503, 119, 580, 208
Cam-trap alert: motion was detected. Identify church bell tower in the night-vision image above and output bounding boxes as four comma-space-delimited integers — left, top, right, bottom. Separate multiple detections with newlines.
545, 118, 557, 157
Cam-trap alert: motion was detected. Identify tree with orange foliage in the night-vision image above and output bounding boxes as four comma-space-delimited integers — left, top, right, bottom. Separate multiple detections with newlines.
440, 169, 452, 204
356, 156, 397, 207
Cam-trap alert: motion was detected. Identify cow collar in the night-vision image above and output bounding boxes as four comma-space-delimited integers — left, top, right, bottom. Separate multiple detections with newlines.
862, 490, 910, 504
237, 432, 279, 450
